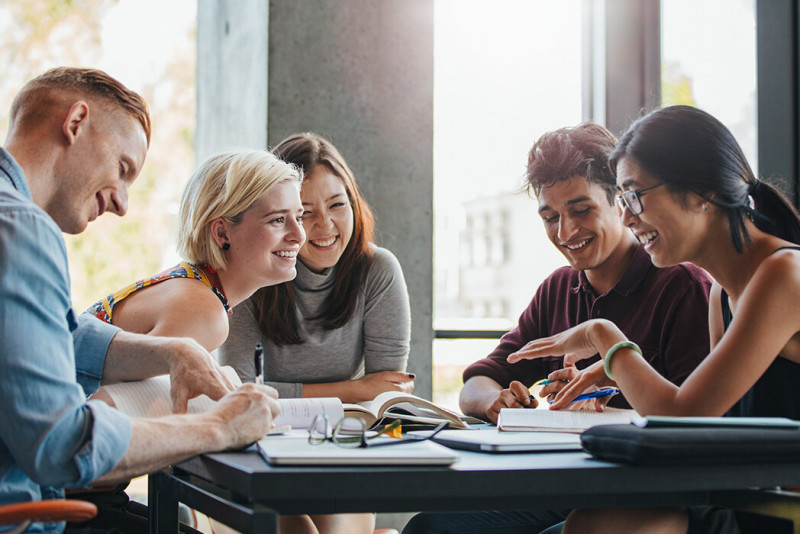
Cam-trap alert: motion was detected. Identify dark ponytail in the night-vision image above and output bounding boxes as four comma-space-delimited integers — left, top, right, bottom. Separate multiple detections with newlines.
749, 179, 800, 245
611, 105, 800, 251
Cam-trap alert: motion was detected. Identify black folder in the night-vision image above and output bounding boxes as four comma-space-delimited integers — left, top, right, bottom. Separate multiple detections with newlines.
581, 423, 800, 465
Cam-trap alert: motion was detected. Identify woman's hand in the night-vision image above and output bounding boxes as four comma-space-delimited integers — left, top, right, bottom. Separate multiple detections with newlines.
508, 319, 625, 366
535, 362, 612, 411
355, 371, 415, 400
543, 361, 616, 411
508, 319, 627, 408
303, 371, 415, 403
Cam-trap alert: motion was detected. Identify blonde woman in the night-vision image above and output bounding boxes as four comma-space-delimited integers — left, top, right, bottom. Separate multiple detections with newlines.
85, 149, 305, 353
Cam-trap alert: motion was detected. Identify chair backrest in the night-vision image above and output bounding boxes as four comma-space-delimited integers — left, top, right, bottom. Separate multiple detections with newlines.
0, 499, 98, 533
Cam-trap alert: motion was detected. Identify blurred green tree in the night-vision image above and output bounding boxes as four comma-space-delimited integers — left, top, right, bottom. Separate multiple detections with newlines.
662, 62, 696, 107
0, 0, 196, 311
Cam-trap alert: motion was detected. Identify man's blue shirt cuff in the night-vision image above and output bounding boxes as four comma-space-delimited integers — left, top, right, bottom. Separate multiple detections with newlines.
73, 314, 120, 395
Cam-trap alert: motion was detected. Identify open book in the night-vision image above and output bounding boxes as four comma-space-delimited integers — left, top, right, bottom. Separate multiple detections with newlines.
498, 407, 638, 433
98, 367, 342, 430
98, 368, 480, 431
343, 391, 483, 430
96, 368, 242, 418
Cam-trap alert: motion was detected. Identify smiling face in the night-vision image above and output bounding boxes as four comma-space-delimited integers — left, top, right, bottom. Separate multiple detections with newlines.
50, 108, 148, 234
616, 157, 707, 267
224, 180, 306, 287
297, 165, 354, 273
538, 177, 633, 277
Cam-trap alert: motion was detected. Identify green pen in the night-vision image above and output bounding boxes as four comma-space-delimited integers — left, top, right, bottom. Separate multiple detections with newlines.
534, 378, 568, 387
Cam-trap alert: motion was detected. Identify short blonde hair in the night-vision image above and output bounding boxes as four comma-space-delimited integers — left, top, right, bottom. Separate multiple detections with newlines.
177, 149, 302, 270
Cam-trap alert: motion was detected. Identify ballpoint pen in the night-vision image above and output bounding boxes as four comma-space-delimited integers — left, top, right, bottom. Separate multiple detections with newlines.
254, 342, 264, 385
534, 378, 568, 387
550, 387, 620, 404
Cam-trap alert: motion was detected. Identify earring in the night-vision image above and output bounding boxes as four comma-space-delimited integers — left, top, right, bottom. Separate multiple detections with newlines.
222, 242, 230, 251
702, 203, 708, 212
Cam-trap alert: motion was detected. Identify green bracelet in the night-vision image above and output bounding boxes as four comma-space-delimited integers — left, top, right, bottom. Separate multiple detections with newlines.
604, 341, 642, 380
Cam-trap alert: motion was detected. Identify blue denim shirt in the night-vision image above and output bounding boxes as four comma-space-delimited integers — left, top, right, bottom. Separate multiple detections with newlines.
0, 148, 132, 532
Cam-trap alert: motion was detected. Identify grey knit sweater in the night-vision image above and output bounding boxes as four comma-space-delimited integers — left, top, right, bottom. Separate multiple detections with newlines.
218, 245, 410, 398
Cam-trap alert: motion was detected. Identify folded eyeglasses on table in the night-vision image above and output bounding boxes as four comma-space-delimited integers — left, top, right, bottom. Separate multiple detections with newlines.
308, 413, 448, 448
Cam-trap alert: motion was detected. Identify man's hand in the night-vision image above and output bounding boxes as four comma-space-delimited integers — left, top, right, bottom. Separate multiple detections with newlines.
103, 331, 236, 412
212, 383, 281, 449
97, 382, 281, 484
485, 380, 536, 424
162, 337, 237, 414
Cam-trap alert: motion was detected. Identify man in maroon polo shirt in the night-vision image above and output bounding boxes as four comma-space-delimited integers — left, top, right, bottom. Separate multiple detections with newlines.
401, 123, 713, 534
459, 122, 712, 423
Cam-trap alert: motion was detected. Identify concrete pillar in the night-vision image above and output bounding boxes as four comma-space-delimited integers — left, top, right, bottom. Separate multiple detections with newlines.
196, 0, 269, 164
197, 0, 435, 398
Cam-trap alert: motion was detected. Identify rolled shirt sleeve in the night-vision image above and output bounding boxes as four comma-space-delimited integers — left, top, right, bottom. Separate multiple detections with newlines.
73, 313, 120, 395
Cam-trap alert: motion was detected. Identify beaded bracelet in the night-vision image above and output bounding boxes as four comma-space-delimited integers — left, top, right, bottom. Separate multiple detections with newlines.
604, 341, 642, 381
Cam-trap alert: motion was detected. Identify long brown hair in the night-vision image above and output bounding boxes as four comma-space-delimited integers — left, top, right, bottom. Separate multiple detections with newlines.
254, 133, 375, 345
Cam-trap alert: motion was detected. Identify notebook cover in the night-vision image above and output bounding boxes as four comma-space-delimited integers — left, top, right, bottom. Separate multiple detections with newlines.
410, 428, 582, 453
257, 436, 458, 466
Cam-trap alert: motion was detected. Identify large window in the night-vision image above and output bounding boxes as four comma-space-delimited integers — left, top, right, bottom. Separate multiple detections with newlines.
661, 0, 757, 167
0, 0, 197, 312
433, 0, 759, 410
433, 0, 584, 408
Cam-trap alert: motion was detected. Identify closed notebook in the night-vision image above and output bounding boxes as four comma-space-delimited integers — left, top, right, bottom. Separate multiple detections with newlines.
409, 428, 582, 453
257, 436, 458, 466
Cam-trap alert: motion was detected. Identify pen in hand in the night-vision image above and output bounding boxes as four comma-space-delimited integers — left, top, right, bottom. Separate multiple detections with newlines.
549, 387, 620, 405
254, 342, 264, 385
534, 378, 569, 387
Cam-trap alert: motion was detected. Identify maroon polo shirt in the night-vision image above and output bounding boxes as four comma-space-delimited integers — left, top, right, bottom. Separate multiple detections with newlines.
463, 245, 713, 409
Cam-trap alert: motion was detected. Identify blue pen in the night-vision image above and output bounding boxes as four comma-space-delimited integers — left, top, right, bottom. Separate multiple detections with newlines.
550, 387, 620, 404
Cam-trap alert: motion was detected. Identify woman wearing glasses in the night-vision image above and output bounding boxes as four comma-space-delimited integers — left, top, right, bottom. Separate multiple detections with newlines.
510, 105, 800, 534
219, 132, 413, 534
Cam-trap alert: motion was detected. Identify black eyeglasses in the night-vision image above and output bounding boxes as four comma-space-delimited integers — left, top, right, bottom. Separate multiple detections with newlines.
615, 183, 664, 215
308, 414, 448, 448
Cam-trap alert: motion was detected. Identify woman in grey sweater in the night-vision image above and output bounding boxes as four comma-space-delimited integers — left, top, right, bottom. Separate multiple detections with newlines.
218, 132, 413, 534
